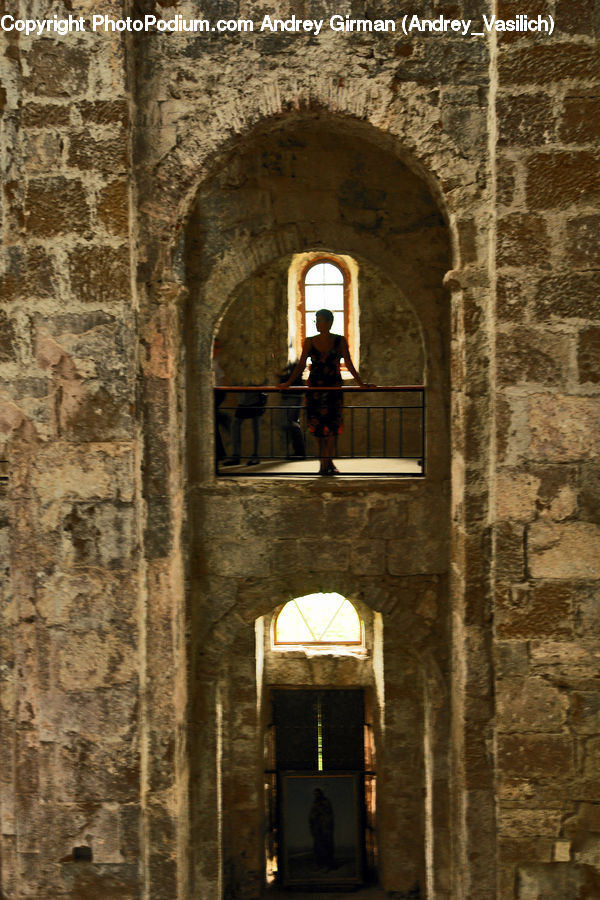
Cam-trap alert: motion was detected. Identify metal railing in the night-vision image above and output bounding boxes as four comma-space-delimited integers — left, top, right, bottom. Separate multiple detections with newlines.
215, 386, 425, 477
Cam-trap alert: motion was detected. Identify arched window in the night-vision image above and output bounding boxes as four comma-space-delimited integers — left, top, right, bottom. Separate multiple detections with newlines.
287, 252, 360, 373
273, 592, 363, 647
302, 260, 346, 343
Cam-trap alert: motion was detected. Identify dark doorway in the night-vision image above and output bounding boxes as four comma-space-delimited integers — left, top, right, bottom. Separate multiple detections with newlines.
266, 689, 376, 889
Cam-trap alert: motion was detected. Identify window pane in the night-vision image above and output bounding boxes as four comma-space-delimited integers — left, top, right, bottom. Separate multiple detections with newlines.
322, 262, 344, 284
305, 283, 344, 312
305, 262, 343, 285
305, 284, 328, 311
304, 263, 325, 285
274, 593, 362, 645
331, 311, 344, 335
275, 601, 314, 643
321, 601, 362, 641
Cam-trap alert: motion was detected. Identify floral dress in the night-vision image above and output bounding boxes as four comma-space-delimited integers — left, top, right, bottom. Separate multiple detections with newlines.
306, 335, 344, 437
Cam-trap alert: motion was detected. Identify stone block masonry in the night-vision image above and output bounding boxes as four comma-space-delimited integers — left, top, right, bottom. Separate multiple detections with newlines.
0, 0, 599, 897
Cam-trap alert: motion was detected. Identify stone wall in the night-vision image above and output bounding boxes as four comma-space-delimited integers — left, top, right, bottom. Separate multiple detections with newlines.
493, 2, 600, 895
0, 4, 144, 897
188, 479, 450, 897
0, 0, 598, 897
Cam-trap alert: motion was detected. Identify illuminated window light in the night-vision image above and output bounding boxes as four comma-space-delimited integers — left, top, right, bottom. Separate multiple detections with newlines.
273, 592, 363, 646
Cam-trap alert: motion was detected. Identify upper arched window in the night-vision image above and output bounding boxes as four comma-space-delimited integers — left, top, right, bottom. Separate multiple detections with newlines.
273, 592, 363, 647
302, 261, 346, 343
288, 252, 360, 374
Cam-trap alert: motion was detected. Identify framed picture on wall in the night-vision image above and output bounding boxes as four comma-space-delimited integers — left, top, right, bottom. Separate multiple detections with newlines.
280, 773, 363, 887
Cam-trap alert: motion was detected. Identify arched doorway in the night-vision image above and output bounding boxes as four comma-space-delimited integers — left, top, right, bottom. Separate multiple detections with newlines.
259, 593, 379, 889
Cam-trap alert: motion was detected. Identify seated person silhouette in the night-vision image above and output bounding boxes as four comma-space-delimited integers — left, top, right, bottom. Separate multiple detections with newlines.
278, 362, 305, 459
222, 389, 267, 466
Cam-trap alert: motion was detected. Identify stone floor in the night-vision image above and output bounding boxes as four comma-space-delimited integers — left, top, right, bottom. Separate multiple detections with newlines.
217, 457, 423, 477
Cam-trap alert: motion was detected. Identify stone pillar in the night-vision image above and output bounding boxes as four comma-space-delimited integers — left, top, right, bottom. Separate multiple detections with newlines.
494, 5, 600, 895
0, 5, 144, 895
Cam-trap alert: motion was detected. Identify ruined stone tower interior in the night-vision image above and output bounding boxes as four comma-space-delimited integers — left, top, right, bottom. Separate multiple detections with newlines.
1, 1, 599, 898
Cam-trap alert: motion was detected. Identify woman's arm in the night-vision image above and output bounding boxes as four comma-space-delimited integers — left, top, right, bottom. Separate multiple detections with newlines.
281, 339, 310, 388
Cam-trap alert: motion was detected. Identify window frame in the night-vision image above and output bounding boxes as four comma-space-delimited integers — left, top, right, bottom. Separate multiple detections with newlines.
272, 593, 365, 649
299, 256, 351, 350
288, 251, 360, 376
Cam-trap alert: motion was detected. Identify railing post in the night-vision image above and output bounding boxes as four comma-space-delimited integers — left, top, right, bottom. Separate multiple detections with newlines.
383, 408, 387, 459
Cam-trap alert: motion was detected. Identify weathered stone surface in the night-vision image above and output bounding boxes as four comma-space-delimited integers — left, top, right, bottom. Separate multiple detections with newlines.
501, 837, 554, 865
60, 502, 135, 568
497, 93, 555, 146
496, 469, 541, 521
584, 738, 600, 778
60, 862, 141, 899
496, 677, 568, 733
516, 862, 600, 898
555, 0, 598, 34
22, 43, 89, 97
534, 271, 600, 320
21, 103, 71, 128
497, 213, 550, 268
529, 522, 600, 579
68, 130, 128, 174
97, 180, 129, 236
571, 693, 600, 735
560, 92, 600, 144
271, 539, 351, 574
578, 327, 600, 385
0, 245, 55, 301
78, 99, 129, 125
31, 445, 135, 504
567, 215, 600, 267
499, 807, 563, 837
497, 329, 569, 386
498, 734, 574, 778
350, 540, 386, 574
530, 641, 600, 679
60, 385, 134, 442
25, 178, 90, 236
495, 640, 530, 679
36, 569, 136, 631
495, 522, 526, 581
498, 44, 600, 84
497, 158, 517, 208
580, 463, 600, 525
0, 311, 17, 362
23, 131, 63, 173
68, 246, 130, 304
496, 582, 573, 640
204, 537, 274, 577
387, 534, 447, 575
526, 152, 600, 209
528, 394, 600, 461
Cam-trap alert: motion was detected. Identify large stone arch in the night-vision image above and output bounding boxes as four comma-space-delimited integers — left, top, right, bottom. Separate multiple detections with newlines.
135, 103, 495, 898
134, 97, 478, 291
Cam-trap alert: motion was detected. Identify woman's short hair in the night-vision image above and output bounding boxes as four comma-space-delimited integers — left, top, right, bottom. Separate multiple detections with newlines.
315, 308, 334, 325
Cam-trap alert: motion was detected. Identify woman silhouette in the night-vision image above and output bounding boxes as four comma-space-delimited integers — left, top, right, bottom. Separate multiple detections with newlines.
282, 309, 371, 474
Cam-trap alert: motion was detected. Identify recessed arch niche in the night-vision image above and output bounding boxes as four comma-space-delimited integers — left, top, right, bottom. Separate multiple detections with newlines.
182, 113, 453, 898
182, 113, 450, 482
